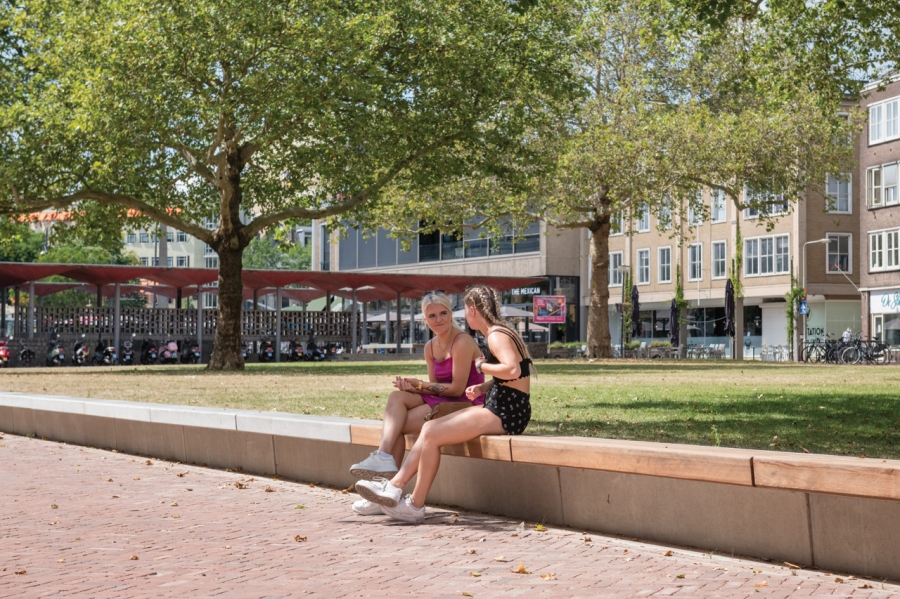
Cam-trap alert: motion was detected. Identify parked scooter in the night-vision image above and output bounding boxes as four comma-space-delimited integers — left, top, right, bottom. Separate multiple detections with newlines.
180, 338, 201, 364
0, 335, 10, 368
140, 338, 159, 365
92, 338, 117, 366
303, 333, 325, 362
287, 338, 305, 362
46, 329, 65, 367
11, 336, 34, 366
72, 334, 90, 366
120, 333, 136, 366
258, 338, 276, 362
159, 338, 179, 364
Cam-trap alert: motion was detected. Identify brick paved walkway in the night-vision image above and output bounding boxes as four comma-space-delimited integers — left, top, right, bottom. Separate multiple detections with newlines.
1, 432, 897, 599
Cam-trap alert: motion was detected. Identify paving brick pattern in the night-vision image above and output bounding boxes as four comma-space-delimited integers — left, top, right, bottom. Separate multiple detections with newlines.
0, 432, 897, 599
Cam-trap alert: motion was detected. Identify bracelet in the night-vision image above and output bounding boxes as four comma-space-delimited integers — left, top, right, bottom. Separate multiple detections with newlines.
417, 381, 423, 391
475, 358, 484, 374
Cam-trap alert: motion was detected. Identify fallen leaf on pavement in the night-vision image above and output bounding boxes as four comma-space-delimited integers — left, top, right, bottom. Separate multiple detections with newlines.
234, 482, 247, 489
493, 556, 509, 562
859, 584, 872, 589
511, 563, 531, 575
466, 549, 476, 554
51, 504, 58, 509
540, 573, 556, 581
295, 505, 305, 509
112, 495, 120, 499
171, 515, 180, 519
57, 558, 65, 563
49, 521, 58, 525
265, 487, 275, 493
186, 488, 192, 492
784, 562, 801, 569
754, 581, 767, 587
106, 479, 112, 482
170, 502, 178, 507
582, 536, 592, 542
676, 574, 685, 579
14, 570, 25, 575
835, 578, 844, 583
133, 478, 140, 481
534, 524, 546, 532
177, 472, 188, 477
461, 593, 472, 597
145, 460, 153, 466
469, 571, 481, 577
663, 550, 673, 557
130, 556, 138, 561
516, 522, 525, 532
294, 535, 307, 542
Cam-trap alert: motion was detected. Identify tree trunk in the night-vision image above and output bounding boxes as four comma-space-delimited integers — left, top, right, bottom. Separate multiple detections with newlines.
587, 217, 612, 358
208, 240, 246, 370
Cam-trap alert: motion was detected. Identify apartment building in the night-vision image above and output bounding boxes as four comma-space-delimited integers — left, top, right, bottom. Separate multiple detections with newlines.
603, 177, 861, 355
859, 76, 900, 347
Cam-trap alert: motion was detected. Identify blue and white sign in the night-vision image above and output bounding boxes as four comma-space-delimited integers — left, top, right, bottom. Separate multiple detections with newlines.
798, 300, 808, 315
872, 290, 900, 314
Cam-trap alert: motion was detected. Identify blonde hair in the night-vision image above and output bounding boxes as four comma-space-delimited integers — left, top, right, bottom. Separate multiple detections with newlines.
463, 284, 533, 362
421, 291, 463, 332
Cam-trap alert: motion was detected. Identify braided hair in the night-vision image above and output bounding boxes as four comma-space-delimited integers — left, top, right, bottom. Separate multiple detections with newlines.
463, 284, 534, 363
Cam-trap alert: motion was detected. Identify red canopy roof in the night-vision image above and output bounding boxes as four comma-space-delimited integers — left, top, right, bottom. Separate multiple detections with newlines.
0, 262, 545, 300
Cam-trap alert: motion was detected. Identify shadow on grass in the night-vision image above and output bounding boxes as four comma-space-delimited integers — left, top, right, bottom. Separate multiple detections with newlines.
530, 391, 900, 459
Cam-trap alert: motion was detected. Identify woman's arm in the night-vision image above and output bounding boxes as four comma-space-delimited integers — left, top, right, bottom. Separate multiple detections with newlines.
479, 330, 522, 381
406, 333, 475, 398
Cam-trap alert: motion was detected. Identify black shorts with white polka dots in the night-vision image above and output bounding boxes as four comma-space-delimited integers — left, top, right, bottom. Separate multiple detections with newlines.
483, 384, 531, 436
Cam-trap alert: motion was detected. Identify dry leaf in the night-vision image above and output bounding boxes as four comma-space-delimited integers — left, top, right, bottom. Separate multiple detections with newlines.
469, 571, 481, 577
466, 549, 476, 555
170, 502, 178, 507
49, 521, 58, 525
676, 574, 685, 579
171, 515, 180, 519
859, 584, 872, 589
57, 558, 65, 563
754, 581, 767, 587
663, 550, 673, 557
14, 570, 25, 575
51, 504, 58, 509
145, 460, 152, 465
582, 536, 592, 542
340, 489, 348, 495
510, 533, 518, 537
493, 556, 509, 562
835, 577, 844, 583
534, 524, 546, 532
112, 495, 120, 499
294, 535, 307, 542
511, 563, 531, 575
784, 562, 801, 569
448, 515, 459, 524
106, 478, 113, 482
234, 482, 247, 489
130, 555, 139, 561
461, 593, 472, 597
540, 573, 556, 581
177, 471, 188, 477
133, 477, 141, 481
516, 522, 525, 532
186, 488, 192, 492
265, 487, 275, 493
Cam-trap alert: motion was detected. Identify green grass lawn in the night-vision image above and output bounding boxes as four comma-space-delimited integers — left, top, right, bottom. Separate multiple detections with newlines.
2, 360, 899, 459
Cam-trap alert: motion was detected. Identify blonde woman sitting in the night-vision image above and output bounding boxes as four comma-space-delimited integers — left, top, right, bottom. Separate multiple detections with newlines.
355, 284, 532, 523
349, 290, 484, 515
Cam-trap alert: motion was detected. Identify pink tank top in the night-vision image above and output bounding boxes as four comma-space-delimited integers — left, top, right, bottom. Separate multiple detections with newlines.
425, 333, 485, 407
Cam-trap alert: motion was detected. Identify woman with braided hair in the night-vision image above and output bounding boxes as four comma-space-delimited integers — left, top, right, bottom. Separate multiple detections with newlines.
355, 284, 532, 523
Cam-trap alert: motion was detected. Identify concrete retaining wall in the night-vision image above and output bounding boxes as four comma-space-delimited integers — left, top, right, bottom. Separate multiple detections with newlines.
1, 391, 898, 581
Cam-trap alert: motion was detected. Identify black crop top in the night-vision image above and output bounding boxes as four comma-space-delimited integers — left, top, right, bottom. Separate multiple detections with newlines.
480, 327, 532, 384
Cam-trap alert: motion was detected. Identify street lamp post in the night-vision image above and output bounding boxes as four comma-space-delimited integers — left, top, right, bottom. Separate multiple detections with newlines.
800, 238, 830, 361
617, 265, 630, 356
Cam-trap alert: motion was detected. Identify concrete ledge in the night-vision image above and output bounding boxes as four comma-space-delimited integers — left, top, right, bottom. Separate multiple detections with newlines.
754, 453, 900, 501
511, 436, 755, 486
3, 392, 900, 581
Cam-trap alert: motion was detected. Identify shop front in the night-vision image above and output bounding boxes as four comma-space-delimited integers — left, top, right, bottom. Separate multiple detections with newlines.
870, 290, 900, 348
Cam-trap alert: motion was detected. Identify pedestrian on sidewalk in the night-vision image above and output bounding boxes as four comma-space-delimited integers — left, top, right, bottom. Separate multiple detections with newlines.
355, 284, 533, 523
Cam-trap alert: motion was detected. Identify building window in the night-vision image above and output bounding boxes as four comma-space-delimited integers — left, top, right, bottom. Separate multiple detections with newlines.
126, 232, 136, 244
826, 233, 851, 273
658, 246, 671, 283
204, 256, 219, 269
203, 216, 217, 230
745, 234, 790, 276
139, 231, 149, 244
176, 230, 187, 243
870, 228, 900, 272
870, 97, 900, 145
176, 256, 190, 268
166, 230, 174, 243
167, 256, 173, 267
637, 249, 650, 285
744, 189, 788, 218
609, 252, 623, 286
636, 203, 650, 232
712, 241, 726, 279
657, 203, 672, 230
826, 174, 852, 213
711, 190, 726, 223
610, 213, 623, 236
688, 197, 703, 226
688, 243, 702, 281
140, 257, 148, 266
203, 293, 218, 308
867, 163, 898, 208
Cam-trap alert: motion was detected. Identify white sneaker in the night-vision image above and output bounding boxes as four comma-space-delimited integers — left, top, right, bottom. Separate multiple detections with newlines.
355, 477, 402, 508
382, 495, 425, 524
352, 498, 384, 516
350, 452, 399, 480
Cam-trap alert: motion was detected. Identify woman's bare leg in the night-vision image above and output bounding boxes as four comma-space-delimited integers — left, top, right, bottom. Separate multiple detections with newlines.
390, 403, 432, 468
378, 390, 425, 457
390, 407, 505, 508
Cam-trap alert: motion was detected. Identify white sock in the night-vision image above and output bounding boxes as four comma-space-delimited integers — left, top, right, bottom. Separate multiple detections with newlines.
376, 450, 393, 460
